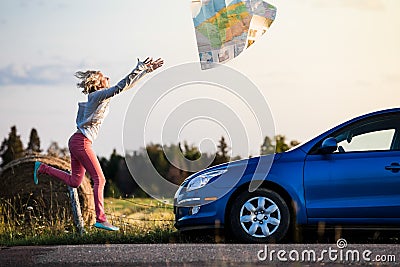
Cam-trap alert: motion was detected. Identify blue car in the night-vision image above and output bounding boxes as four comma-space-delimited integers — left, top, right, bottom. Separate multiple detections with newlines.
174, 108, 400, 243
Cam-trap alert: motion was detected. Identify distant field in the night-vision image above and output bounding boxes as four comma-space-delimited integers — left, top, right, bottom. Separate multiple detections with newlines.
103, 197, 175, 231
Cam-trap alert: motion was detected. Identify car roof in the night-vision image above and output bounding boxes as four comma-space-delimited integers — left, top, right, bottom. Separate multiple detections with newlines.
296, 107, 400, 153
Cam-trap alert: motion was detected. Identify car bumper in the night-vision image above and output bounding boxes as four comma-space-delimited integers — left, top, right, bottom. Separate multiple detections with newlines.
174, 186, 233, 231
174, 201, 224, 230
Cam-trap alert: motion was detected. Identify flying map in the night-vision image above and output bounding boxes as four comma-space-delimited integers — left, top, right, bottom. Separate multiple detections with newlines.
191, 0, 277, 70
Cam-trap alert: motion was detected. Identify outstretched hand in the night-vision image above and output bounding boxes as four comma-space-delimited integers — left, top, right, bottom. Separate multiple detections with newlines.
143, 57, 164, 72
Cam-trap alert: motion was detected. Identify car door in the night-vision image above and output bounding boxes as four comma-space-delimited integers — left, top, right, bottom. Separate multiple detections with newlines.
304, 113, 400, 223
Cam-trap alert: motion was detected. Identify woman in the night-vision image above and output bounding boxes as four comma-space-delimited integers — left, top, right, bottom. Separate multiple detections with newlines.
33, 57, 164, 231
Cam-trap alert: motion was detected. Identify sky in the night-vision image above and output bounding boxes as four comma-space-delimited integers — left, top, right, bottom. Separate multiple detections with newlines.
0, 0, 400, 158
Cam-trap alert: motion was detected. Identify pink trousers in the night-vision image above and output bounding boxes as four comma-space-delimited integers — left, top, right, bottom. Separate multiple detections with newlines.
38, 132, 107, 223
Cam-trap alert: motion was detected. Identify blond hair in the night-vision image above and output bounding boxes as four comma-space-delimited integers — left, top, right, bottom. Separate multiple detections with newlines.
75, 70, 102, 94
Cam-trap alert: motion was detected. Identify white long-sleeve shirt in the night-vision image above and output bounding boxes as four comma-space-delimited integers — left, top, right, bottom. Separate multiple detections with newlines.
76, 60, 149, 142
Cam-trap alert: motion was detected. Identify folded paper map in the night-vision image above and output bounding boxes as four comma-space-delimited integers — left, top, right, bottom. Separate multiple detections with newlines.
191, 0, 277, 70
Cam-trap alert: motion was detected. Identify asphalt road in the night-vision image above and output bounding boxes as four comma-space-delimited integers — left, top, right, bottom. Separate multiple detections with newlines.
1, 243, 399, 266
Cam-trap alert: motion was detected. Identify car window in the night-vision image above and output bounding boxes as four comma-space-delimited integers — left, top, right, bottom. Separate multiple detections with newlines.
337, 129, 395, 152
332, 115, 399, 153
308, 113, 400, 154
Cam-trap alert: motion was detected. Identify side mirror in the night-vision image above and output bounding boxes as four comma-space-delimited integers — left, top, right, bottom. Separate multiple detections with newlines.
319, 137, 337, 154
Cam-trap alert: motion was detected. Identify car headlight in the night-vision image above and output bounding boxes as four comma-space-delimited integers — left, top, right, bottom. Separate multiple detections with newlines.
186, 169, 227, 192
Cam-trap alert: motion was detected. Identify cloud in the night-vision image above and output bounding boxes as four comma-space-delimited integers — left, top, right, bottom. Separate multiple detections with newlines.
18, 0, 69, 10
0, 63, 75, 86
18, 0, 44, 7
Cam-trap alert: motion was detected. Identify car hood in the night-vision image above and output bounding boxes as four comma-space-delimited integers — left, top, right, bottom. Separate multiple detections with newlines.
182, 153, 279, 184
182, 143, 308, 185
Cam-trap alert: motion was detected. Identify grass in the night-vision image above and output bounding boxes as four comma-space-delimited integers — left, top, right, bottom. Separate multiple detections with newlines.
104, 198, 174, 224
0, 197, 186, 246
4, 196, 399, 246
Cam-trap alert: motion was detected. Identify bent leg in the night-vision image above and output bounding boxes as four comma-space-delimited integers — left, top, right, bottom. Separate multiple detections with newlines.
38, 159, 85, 188
38, 134, 86, 188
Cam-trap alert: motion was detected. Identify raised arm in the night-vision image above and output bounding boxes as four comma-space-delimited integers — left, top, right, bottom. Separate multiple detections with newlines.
89, 58, 163, 103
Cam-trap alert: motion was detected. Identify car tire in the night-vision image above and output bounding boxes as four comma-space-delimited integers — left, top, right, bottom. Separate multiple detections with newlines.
228, 188, 290, 243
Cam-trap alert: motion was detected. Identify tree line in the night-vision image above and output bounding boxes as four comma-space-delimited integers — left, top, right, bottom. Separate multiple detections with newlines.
0, 126, 299, 198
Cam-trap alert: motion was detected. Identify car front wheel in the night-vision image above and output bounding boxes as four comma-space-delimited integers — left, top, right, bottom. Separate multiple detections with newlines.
228, 188, 290, 243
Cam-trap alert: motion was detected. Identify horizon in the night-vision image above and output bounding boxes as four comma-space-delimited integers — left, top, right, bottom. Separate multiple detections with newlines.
1, 0, 399, 158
